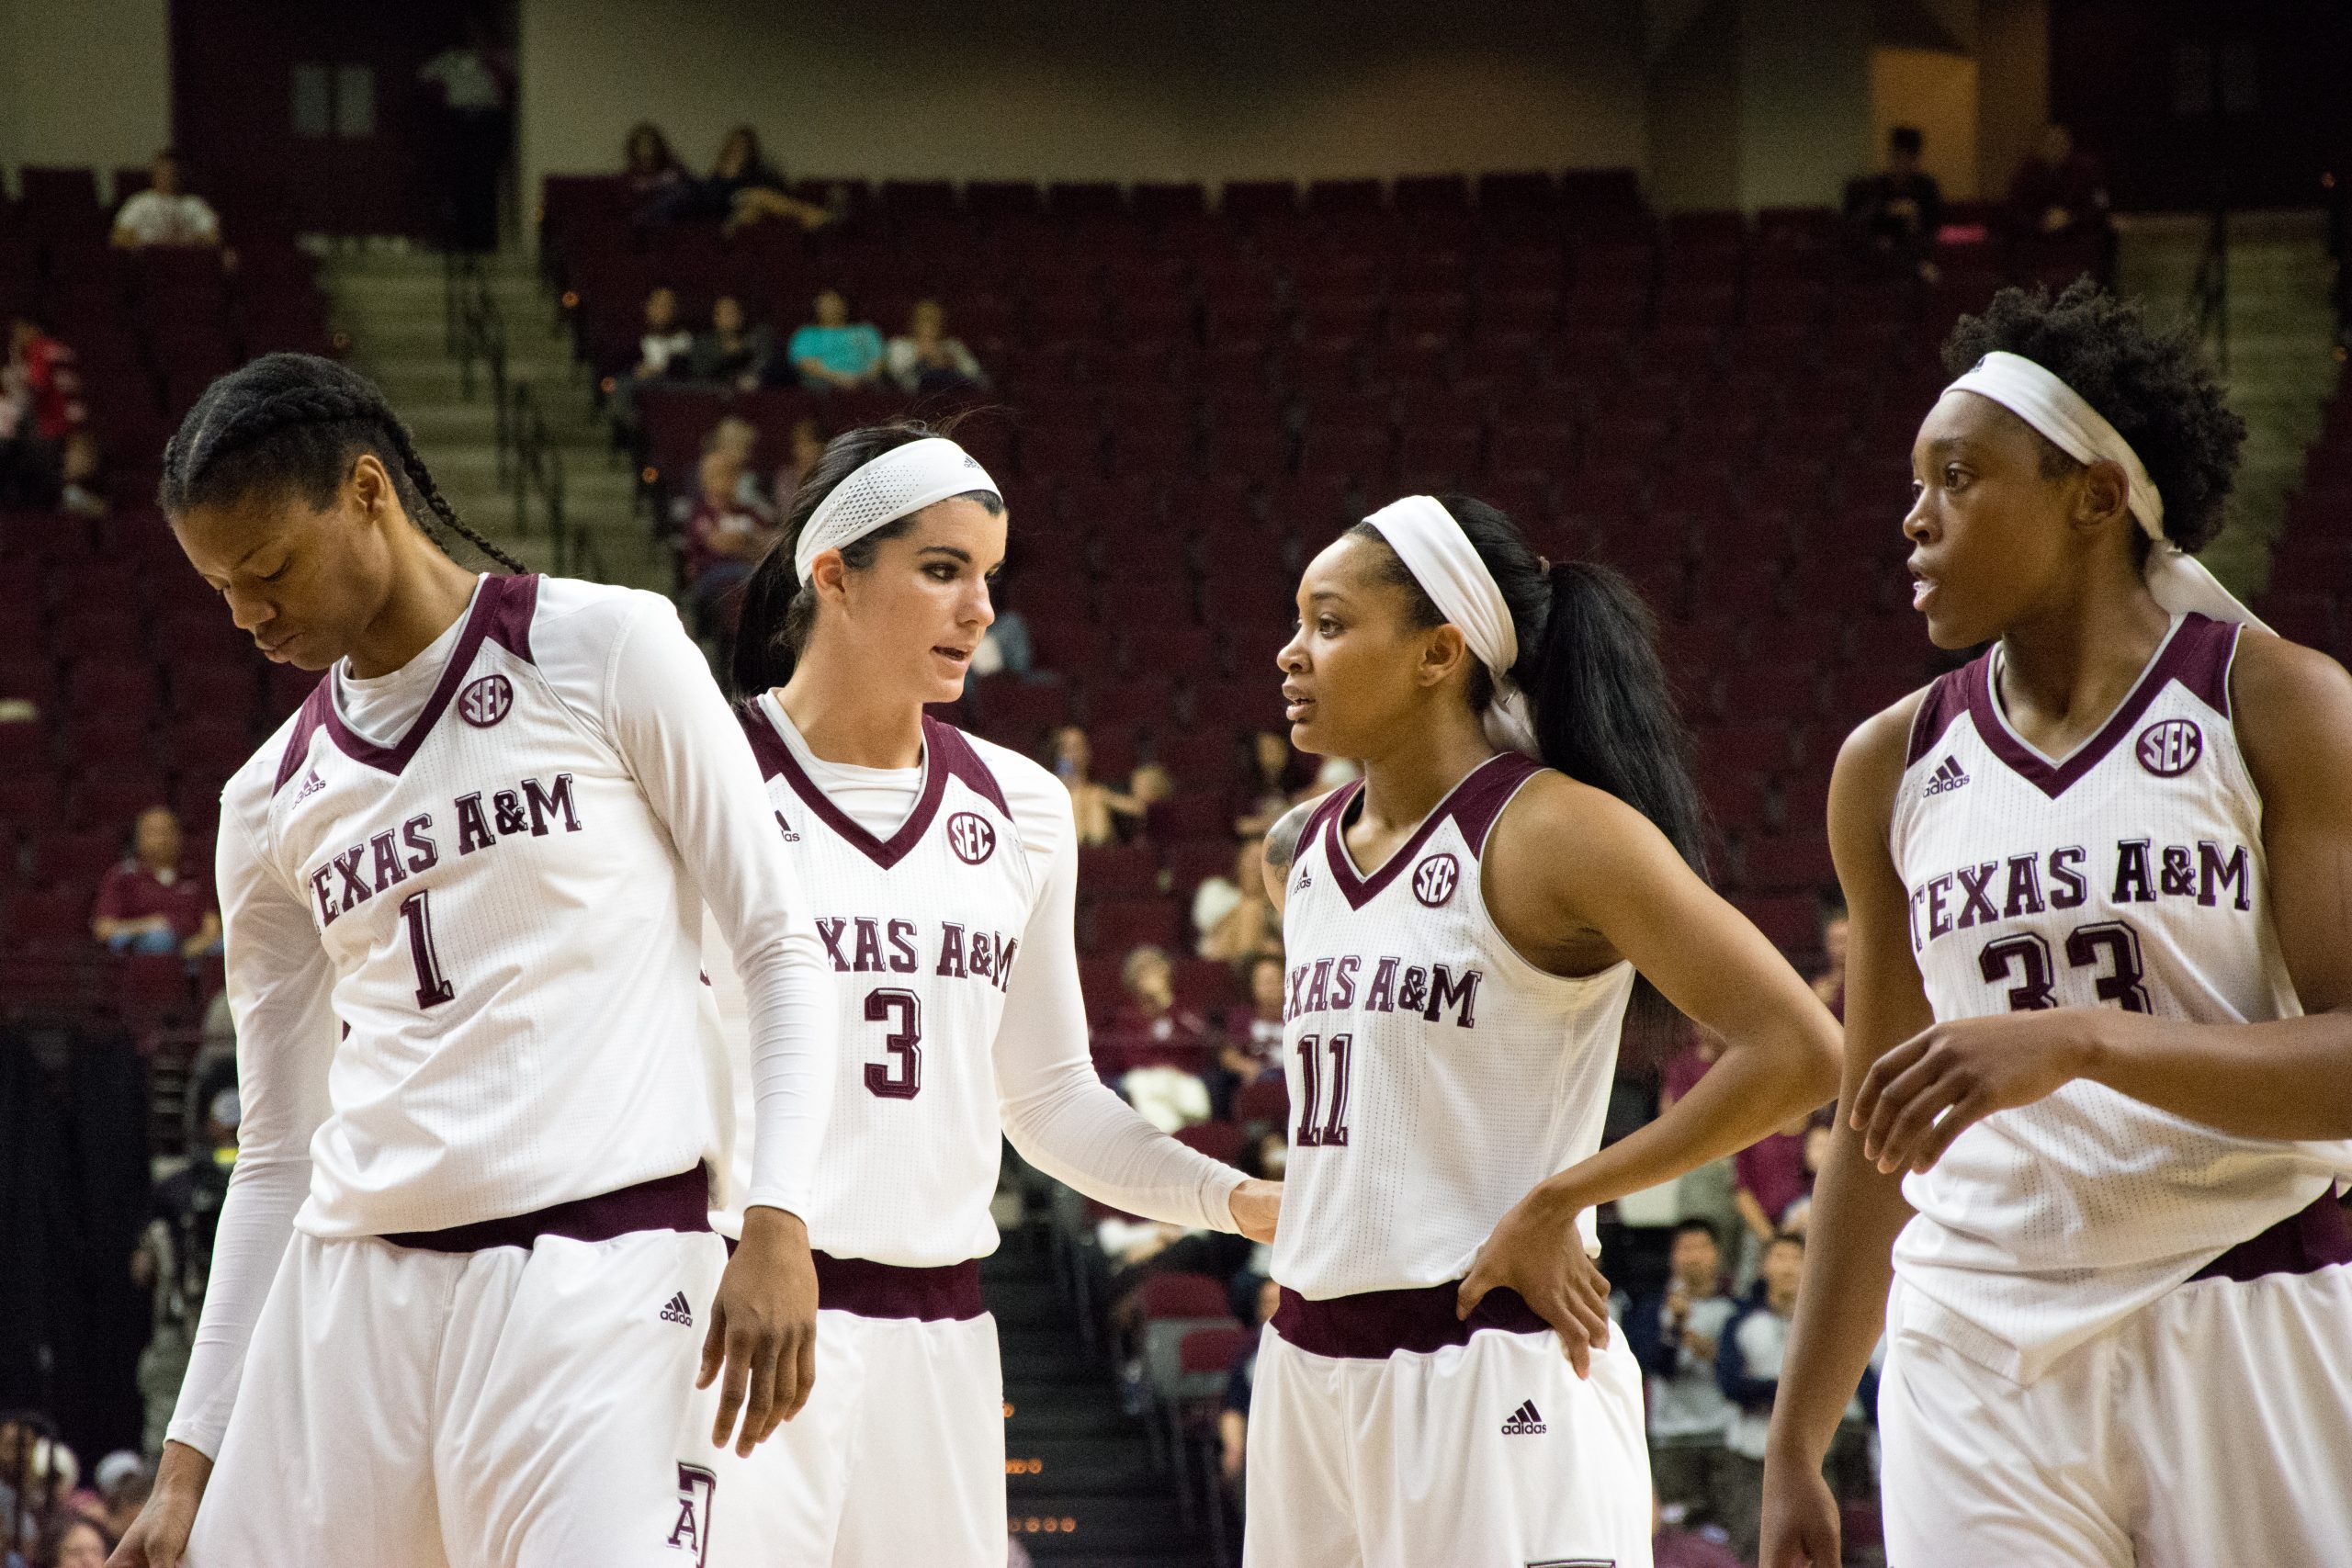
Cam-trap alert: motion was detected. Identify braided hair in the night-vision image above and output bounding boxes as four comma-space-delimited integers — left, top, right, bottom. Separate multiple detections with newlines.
158, 353, 525, 572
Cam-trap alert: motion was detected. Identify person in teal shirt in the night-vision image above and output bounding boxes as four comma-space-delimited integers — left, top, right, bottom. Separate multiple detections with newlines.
786, 289, 884, 389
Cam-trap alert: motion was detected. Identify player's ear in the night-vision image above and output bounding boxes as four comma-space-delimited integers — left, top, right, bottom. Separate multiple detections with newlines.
2070, 457, 2132, 536
806, 547, 851, 606
1417, 622, 1471, 691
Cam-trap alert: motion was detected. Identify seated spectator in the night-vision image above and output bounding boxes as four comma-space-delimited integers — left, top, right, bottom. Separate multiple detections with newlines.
1714, 1232, 1806, 1562
1219, 1275, 1283, 1495
91, 1452, 147, 1542
1233, 732, 1298, 838
970, 576, 1034, 679
0, 313, 85, 508
1094, 943, 1213, 1130
39, 1514, 113, 1568
682, 443, 779, 633
700, 415, 776, 518
92, 807, 220, 958
1219, 950, 1287, 1087
56, 429, 106, 518
1192, 836, 1260, 951
1197, 837, 1277, 964
688, 295, 774, 389
609, 285, 694, 430
1127, 761, 1176, 816
712, 126, 831, 234
111, 150, 221, 250
1733, 1110, 1814, 1269
1627, 1220, 1742, 1539
620, 121, 684, 199
787, 289, 886, 391
774, 416, 828, 513
1811, 893, 1849, 1017
887, 299, 989, 397
2007, 123, 2110, 241
1845, 125, 1942, 280
1776, 1121, 1834, 1238
1052, 726, 1146, 846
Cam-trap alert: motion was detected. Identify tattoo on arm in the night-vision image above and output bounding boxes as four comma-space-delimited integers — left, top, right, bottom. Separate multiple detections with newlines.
1264, 798, 1316, 875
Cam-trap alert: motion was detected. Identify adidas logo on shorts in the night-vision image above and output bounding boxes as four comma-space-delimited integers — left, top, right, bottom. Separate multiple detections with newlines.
658, 1291, 694, 1326
1922, 754, 1971, 796
1499, 1399, 1547, 1436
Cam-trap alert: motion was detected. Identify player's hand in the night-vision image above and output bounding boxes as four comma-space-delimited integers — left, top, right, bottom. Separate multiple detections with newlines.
1227, 1179, 1281, 1243
1758, 1446, 1842, 1568
1455, 1190, 1610, 1378
107, 1440, 210, 1568
1855, 1010, 2098, 1175
699, 1205, 820, 1456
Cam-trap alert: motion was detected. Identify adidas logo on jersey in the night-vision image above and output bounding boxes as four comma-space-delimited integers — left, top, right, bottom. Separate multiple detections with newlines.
295, 767, 326, 806
1499, 1399, 1547, 1436
658, 1292, 694, 1326
1922, 755, 1970, 796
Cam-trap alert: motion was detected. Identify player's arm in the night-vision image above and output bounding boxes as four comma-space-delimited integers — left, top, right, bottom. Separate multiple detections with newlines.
995, 786, 1276, 1242
1855, 635, 2352, 1174
600, 598, 837, 1452
1759, 703, 1934, 1568
1259, 794, 1321, 915
117, 806, 337, 1568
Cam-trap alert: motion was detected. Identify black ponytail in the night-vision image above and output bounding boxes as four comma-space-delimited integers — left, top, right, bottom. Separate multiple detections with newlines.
159, 353, 524, 572
728, 413, 1003, 698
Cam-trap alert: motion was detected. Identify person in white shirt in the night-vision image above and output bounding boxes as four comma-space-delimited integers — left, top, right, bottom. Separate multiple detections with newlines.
703, 419, 1279, 1565
110, 352, 837, 1568
111, 151, 221, 250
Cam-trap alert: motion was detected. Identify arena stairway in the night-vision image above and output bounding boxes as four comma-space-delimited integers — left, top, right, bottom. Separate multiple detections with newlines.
318, 244, 661, 590
988, 1226, 1217, 1567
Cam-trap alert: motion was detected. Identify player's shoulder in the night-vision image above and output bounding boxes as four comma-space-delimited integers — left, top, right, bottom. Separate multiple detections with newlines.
222, 677, 332, 840
2223, 622, 2352, 790
947, 724, 1062, 824
527, 574, 680, 649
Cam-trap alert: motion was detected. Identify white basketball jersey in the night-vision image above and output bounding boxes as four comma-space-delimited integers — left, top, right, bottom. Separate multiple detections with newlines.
1889, 611, 2352, 1380
1272, 752, 1637, 1300
721, 696, 1043, 1268
239, 575, 733, 1237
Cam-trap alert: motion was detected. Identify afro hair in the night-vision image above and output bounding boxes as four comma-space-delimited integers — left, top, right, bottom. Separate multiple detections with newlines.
1941, 278, 2245, 554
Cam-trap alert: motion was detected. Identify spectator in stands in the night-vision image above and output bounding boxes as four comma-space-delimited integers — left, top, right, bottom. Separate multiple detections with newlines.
1219, 952, 1288, 1087
91, 807, 220, 958
1234, 731, 1299, 837
1197, 837, 1277, 964
0, 313, 85, 507
970, 574, 1034, 679
1776, 1121, 1835, 1238
688, 294, 775, 390
1051, 726, 1146, 846
774, 416, 828, 512
1655, 1026, 1745, 1269
1846, 125, 1942, 280
1733, 1110, 1814, 1268
56, 429, 106, 518
135, 1081, 235, 1458
1811, 892, 1849, 1017
620, 122, 684, 199
788, 289, 886, 391
2007, 123, 2110, 242
1095, 943, 1213, 1130
1192, 836, 1262, 953
886, 299, 989, 397
609, 285, 693, 431
1629, 1220, 1742, 1538
110, 150, 221, 250
699, 415, 776, 519
682, 441, 779, 632
1219, 1275, 1283, 1495
415, 17, 514, 254
711, 127, 831, 234
1715, 1232, 1807, 1561
37, 1515, 112, 1568
91, 1452, 147, 1542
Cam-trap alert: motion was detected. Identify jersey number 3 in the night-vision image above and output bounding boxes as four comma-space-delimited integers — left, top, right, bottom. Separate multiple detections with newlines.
864, 987, 923, 1100
1978, 919, 2152, 1013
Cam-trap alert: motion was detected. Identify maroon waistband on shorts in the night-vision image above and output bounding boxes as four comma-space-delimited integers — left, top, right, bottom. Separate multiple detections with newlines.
814, 1251, 986, 1322
1271, 1281, 1550, 1359
2187, 1190, 2352, 1285
381, 1167, 711, 1254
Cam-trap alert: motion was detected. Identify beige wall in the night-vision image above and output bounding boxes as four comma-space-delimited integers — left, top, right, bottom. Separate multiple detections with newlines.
516, 0, 1649, 198
1871, 45, 1981, 200
0, 0, 170, 195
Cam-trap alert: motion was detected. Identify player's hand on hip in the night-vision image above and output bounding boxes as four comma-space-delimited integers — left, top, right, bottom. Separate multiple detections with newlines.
1854, 1010, 2096, 1175
1758, 1449, 1842, 1568
108, 1440, 210, 1568
700, 1205, 820, 1456
1454, 1191, 1610, 1378
1227, 1178, 1281, 1243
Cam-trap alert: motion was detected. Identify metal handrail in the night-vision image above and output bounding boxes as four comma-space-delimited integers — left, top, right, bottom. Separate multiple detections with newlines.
506, 381, 593, 574
2188, 205, 2230, 372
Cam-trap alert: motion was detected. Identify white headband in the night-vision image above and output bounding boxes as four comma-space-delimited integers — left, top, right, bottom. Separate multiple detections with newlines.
1363, 495, 1540, 758
1944, 351, 2267, 632
795, 436, 1001, 583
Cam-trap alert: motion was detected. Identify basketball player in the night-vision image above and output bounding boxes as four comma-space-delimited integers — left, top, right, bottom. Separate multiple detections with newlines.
702, 420, 1281, 1566
110, 355, 838, 1568
1246, 492, 1846, 1567
1758, 282, 2352, 1566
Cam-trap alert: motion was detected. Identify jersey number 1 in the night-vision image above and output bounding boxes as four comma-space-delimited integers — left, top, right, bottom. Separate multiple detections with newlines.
1294, 1032, 1351, 1147
398, 891, 456, 1010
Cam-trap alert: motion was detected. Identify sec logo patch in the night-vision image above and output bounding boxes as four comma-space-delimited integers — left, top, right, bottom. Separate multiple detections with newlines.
2135, 717, 2201, 777
1412, 852, 1459, 907
458, 673, 514, 728
947, 811, 997, 864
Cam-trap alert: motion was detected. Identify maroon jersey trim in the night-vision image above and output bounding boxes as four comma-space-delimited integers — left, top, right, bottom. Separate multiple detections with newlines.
1319, 751, 1540, 912
321, 573, 541, 777
813, 1252, 985, 1322
741, 701, 956, 870
1905, 666, 1974, 769
1271, 1280, 1550, 1359
379, 1165, 708, 1252
272, 676, 334, 795
1964, 612, 2233, 799
2187, 1190, 2352, 1285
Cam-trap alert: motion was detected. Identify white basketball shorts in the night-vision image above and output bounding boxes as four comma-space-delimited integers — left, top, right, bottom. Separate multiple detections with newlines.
187, 1170, 728, 1568
1244, 1283, 1653, 1568
1880, 1197, 2352, 1567
708, 1253, 1007, 1567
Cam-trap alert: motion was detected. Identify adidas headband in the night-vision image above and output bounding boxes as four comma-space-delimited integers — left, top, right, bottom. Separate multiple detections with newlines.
795, 436, 1001, 584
